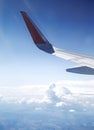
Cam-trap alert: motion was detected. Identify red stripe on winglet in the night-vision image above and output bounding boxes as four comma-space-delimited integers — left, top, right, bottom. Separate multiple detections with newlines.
21, 11, 46, 44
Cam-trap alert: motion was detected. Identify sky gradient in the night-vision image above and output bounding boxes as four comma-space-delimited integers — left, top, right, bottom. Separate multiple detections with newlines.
0, 0, 94, 86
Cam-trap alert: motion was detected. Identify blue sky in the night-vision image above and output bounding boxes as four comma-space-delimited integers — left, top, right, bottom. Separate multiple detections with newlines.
0, 0, 94, 86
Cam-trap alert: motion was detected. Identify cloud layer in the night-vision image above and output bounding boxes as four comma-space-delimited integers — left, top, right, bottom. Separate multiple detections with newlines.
0, 80, 94, 107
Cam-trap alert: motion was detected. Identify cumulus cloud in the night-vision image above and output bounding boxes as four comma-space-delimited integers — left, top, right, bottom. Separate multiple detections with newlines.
53, 85, 72, 98
56, 80, 94, 94
47, 84, 60, 103
0, 80, 94, 106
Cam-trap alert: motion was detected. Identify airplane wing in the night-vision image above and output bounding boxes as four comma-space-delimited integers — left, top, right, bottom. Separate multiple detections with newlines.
21, 11, 94, 75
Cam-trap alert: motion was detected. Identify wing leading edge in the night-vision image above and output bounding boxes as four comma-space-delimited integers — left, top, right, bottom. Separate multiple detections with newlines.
21, 11, 94, 75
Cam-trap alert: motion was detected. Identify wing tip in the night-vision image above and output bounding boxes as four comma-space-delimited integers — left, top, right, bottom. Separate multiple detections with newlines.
20, 11, 27, 17
20, 11, 26, 14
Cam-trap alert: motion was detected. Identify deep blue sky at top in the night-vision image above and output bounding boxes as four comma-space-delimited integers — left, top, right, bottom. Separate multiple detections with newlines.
0, 0, 94, 86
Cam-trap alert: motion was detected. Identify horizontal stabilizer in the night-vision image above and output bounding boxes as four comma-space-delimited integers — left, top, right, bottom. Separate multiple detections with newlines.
66, 66, 94, 75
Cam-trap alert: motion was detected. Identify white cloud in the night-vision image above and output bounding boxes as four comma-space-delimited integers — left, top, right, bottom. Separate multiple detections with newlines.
69, 109, 76, 113
56, 102, 66, 107
53, 85, 71, 98
46, 84, 60, 103
56, 80, 94, 94
17, 97, 26, 104
0, 80, 94, 105
26, 96, 51, 104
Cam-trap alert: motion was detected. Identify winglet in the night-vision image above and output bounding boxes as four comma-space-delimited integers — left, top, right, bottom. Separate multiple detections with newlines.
21, 11, 55, 54
21, 11, 46, 44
